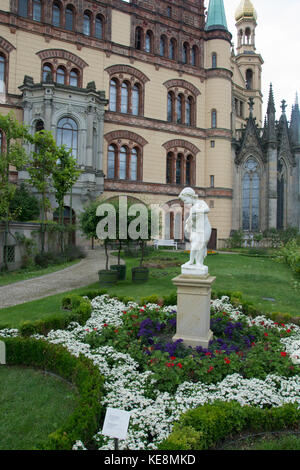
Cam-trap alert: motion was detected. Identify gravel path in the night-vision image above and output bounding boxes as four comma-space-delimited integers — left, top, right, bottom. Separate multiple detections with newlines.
0, 249, 108, 309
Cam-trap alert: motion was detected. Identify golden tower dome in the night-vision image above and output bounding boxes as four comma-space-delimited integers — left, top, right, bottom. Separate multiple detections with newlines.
235, 0, 257, 22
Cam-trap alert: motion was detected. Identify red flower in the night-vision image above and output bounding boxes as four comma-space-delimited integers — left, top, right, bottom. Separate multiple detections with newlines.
264, 333, 268, 337
280, 352, 287, 357
123, 311, 127, 315
281, 323, 285, 327
177, 363, 183, 369
170, 356, 176, 361
93, 328, 98, 331
286, 329, 291, 333
103, 323, 108, 327
205, 352, 212, 356
224, 357, 231, 364
114, 329, 119, 333
251, 342, 256, 347
207, 366, 214, 373
166, 363, 175, 368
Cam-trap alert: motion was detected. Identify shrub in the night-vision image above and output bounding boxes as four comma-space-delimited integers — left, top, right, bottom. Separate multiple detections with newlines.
2, 337, 104, 450
20, 296, 92, 337
158, 401, 300, 450
140, 294, 160, 305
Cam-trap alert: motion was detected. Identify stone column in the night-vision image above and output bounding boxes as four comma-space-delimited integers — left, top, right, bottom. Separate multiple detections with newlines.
172, 274, 215, 349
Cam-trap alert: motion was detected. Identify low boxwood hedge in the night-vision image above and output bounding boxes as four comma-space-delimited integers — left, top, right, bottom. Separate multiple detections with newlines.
2, 336, 104, 450
19, 295, 92, 337
158, 400, 300, 450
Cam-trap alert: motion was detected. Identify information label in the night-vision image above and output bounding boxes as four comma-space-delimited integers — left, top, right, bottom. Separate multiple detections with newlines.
102, 408, 131, 440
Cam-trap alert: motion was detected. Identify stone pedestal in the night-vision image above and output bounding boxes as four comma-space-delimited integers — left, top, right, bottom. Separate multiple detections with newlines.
172, 274, 215, 349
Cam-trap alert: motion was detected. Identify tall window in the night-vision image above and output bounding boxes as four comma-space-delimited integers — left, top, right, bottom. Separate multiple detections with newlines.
119, 146, 127, 180
160, 36, 166, 57
186, 97, 192, 126
33, 0, 42, 21
70, 69, 79, 87
121, 82, 129, 114
246, 69, 253, 90
132, 84, 140, 116
42, 63, 53, 82
277, 159, 286, 229
145, 31, 153, 53
56, 66, 66, 84
242, 158, 260, 231
57, 117, 78, 159
167, 91, 174, 122
18, 0, 28, 18
212, 52, 217, 69
135, 27, 143, 50
211, 109, 217, 128
176, 154, 183, 184
107, 145, 116, 178
65, 6, 74, 31
52, 2, 61, 27
186, 155, 193, 186
95, 15, 103, 39
83, 11, 91, 36
166, 152, 173, 184
177, 94, 184, 124
0, 55, 5, 94
109, 79, 118, 112
182, 43, 189, 64
130, 148, 138, 181
191, 46, 198, 67
169, 38, 176, 60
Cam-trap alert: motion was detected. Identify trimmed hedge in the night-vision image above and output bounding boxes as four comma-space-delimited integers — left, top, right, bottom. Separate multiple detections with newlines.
158, 401, 300, 450
2, 337, 104, 450
19, 295, 92, 337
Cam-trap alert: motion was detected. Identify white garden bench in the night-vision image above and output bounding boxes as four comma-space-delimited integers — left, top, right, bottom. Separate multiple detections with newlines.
154, 239, 178, 250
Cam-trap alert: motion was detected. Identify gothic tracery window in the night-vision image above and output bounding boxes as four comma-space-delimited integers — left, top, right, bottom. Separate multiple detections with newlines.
277, 158, 287, 229
242, 157, 260, 231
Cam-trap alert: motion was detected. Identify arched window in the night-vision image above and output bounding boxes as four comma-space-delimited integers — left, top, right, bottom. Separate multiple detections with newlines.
83, 11, 92, 36
109, 79, 118, 112
245, 27, 251, 44
186, 97, 194, 126
0, 55, 5, 94
166, 152, 173, 184
191, 45, 198, 67
42, 63, 53, 82
211, 109, 217, 128
177, 94, 184, 124
246, 69, 253, 90
186, 155, 193, 186
167, 91, 175, 122
65, 5, 75, 31
135, 27, 143, 50
56, 66, 66, 85
169, 38, 176, 60
107, 145, 117, 179
121, 82, 129, 114
119, 146, 127, 180
70, 69, 79, 87
95, 15, 103, 39
18, 0, 28, 18
176, 154, 183, 184
132, 84, 140, 116
145, 31, 153, 53
33, 0, 42, 21
277, 158, 287, 229
212, 52, 217, 69
56, 117, 78, 159
130, 148, 138, 181
182, 43, 189, 64
52, 2, 61, 27
242, 158, 260, 231
160, 36, 166, 57
167, 6, 172, 18
35, 120, 44, 132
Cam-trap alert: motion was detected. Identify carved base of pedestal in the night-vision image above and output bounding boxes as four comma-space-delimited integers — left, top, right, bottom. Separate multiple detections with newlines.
172, 274, 215, 350
181, 264, 208, 276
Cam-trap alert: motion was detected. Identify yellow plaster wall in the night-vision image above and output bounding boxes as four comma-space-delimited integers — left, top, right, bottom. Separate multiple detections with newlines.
111, 10, 131, 47
0, 0, 10, 12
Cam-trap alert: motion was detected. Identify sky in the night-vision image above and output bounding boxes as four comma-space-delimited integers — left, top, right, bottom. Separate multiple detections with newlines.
206, 0, 300, 119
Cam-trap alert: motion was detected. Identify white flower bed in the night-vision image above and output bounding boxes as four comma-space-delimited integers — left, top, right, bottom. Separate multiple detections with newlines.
0, 295, 299, 450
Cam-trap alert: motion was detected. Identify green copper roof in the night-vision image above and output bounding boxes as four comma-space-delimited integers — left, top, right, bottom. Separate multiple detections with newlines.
205, 0, 228, 31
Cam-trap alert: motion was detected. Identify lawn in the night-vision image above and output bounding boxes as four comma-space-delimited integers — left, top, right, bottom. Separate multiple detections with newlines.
0, 250, 299, 329
0, 259, 81, 287
0, 366, 78, 450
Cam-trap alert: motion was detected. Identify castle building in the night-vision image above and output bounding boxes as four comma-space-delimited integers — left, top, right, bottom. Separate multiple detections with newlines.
0, 0, 299, 247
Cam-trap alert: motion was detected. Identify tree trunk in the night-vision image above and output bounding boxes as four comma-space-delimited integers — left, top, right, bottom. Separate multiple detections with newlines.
104, 240, 109, 270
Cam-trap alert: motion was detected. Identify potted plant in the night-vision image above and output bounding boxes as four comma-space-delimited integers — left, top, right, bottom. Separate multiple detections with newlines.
110, 239, 127, 280
131, 205, 152, 284
98, 238, 118, 285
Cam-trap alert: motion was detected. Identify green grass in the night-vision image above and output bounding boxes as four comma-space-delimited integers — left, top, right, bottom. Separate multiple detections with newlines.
221, 432, 300, 450
0, 366, 78, 450
0, 259, 81, 287
0, 251, 299, 329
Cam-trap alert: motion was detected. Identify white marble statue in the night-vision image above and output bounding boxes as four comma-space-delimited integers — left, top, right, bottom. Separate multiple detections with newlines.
179, 187, 212, 276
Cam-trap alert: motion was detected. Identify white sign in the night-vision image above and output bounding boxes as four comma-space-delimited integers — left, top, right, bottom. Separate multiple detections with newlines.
102, 408, 131, 440
0, 341, 6, 365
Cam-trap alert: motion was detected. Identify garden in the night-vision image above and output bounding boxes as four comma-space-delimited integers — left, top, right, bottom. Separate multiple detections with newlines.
0, 288, 299, 450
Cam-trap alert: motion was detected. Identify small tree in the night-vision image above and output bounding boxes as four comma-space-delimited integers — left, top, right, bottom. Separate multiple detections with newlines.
0, 113, 30, 269
52, 146, 81, 253
27, 130, 58, 253
9, 183, 40, 222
